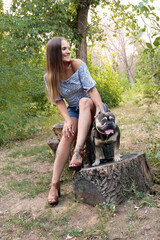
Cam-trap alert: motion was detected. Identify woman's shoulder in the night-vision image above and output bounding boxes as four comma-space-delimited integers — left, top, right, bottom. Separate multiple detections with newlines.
71, 59, 83, 72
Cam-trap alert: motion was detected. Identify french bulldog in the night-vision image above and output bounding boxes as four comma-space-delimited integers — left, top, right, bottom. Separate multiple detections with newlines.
91, 105, 121, 166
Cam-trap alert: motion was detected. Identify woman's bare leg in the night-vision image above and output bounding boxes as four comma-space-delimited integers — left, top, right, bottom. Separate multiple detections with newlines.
75, 98, 94, 148
69, 98, 94, 166
51, 117, 78, 183
48, 117, 78, 204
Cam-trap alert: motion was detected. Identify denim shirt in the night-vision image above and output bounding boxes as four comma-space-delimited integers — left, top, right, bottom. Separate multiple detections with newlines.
44, 62, 96, 108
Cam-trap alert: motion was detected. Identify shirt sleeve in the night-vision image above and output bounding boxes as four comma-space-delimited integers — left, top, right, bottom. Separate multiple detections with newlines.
78, 62, 96, 92
44, 74, 63, 102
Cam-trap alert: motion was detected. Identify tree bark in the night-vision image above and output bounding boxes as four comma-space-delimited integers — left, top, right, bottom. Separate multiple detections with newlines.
121, 36, 135, 84
76, 0, 90, 64
73, 152, 153, 206
126, 67, 135, 84
47, 138, 59, 152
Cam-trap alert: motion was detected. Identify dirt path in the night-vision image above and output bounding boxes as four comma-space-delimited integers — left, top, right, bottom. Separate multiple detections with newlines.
0, 101, 160, 240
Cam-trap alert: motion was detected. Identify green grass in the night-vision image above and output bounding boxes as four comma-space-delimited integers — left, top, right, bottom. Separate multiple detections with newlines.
117, 109, 159, 127
0, 92, 159, 240
7, 143, 54, 164
33, 151, 53, 163
0, 187, 8, 196
2, 207, 79, 239
8, 144, 50, 158
67, 227, 84, 237
1, 164, 33, 175
7, 175, 51, 198
2, 207, 109, 240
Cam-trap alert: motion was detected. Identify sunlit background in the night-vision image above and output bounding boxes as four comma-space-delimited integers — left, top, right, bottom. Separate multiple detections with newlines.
3, 0, 12, 11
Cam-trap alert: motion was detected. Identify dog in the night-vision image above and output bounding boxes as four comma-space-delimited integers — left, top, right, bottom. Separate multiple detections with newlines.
91, 105, 121, 166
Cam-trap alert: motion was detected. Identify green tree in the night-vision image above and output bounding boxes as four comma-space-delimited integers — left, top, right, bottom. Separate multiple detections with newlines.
134, 47, 160, 103
0, 9, 47, 144
10, 0, 110, 63
2, 0, 141, 144
0, 0, 111, 144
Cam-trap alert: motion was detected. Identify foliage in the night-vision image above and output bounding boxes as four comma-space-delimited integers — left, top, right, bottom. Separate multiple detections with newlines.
0, 0, 113, 145
88, 52, 123, 107
108, 0, 160, 52
10, 0, 76, 46
118, 72, 131, 91
134, 47, 160, 103
108, 0, 141, 37
1, 0, 159, 145
107, 0, 160, 103
9, 0, 110, 50
0, 5, 54, 144
0, 100, 49, 145
134, 0, 160, 51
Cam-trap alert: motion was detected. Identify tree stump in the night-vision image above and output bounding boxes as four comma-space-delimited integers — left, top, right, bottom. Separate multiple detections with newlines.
47, 124, 153, 206
73, 152, 153, 206
47, 138, 59, 153
48, 122, 75, 160
47, 123, 64, 155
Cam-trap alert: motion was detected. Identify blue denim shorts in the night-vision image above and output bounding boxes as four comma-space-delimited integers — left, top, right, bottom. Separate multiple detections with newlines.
68, 103, 106, 119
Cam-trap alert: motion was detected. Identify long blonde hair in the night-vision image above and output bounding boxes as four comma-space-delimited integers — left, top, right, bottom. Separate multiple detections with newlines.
45, 37, 65, 103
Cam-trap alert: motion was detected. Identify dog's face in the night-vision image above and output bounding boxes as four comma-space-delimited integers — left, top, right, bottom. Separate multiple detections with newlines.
94, 105, 117, 136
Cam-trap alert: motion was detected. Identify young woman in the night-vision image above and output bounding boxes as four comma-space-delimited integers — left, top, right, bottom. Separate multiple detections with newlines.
44, 37, 105, 205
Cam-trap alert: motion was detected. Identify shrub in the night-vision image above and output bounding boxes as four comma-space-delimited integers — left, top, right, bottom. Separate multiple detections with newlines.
0, 105, 40, 145
88, 52, 123, 108
134, 48, 160, 103
118, 72, 131, 92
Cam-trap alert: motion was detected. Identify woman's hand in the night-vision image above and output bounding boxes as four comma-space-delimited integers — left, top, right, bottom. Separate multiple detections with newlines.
56, 100, 75, 138
62, 119, 75, 138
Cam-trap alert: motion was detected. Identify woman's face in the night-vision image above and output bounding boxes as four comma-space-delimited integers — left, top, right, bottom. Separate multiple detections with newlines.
61, 39, 70, 62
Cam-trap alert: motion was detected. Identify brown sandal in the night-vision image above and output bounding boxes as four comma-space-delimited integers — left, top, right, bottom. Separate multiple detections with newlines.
69, 148, 84, 171
47, 182, 61, 206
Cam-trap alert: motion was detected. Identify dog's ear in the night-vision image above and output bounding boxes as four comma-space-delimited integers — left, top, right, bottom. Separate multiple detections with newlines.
95, 105, 101, 117
104, 104, 110, 112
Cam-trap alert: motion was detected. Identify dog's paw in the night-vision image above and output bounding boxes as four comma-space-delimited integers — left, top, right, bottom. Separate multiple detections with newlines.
114, 154, 121, 162
92, 160, 100, 166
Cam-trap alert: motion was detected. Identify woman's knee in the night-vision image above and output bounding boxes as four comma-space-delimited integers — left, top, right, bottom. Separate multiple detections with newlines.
79, 97, 93, 110
60, 134, 75, 146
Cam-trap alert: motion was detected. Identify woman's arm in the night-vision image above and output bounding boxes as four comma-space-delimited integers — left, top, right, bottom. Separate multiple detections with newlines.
56, 99, 71, 122
88, 87, 105, 113
56, 100, 75, 138
72, 60, 103, 112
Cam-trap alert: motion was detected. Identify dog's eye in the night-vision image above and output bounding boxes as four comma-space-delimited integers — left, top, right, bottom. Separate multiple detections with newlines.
102, 117, 107, 121
109, 116, 114, 120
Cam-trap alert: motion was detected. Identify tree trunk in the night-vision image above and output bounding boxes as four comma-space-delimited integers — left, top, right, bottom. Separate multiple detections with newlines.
122, 40, 135, 85
73, 152, 153, 206
127, 68, 135, 84
76, 0, 90, 64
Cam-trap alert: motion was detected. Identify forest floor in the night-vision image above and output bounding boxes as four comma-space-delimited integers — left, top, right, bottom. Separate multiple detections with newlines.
0, 96, 160, 240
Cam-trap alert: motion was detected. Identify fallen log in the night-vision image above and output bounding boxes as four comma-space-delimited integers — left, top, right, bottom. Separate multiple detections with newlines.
73, 152, 153, 206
